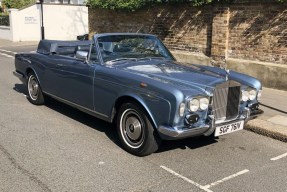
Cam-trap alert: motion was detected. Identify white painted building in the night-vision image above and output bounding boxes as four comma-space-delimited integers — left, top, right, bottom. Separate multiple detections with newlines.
0, 3, 88, 41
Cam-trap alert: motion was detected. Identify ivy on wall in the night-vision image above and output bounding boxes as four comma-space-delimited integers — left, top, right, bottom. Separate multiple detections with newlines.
86, 0, 287, 11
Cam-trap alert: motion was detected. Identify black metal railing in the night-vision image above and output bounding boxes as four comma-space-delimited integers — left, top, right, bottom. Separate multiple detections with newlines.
0, 15, 10, 26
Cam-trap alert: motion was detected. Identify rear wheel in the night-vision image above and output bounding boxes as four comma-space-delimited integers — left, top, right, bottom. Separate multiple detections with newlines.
27, 72, 45, 105
117, 103, 161, 156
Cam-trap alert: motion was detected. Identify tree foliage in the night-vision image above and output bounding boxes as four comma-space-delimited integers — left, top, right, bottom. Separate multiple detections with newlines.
2, 0, 36, 9
86, 0, 287, 11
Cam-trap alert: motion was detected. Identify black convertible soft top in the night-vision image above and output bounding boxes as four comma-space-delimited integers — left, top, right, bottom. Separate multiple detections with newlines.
37, 40, 91, 55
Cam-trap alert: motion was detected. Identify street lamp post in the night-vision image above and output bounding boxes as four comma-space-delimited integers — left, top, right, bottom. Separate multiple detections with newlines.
39, 0, 45, 40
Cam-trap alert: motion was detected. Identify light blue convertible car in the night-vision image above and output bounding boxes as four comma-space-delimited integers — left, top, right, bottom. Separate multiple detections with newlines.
13, 33, 263, 156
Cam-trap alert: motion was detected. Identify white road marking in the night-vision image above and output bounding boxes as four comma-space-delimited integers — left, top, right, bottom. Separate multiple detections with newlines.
271, 152, 287, 161
160, 165, 213, 192
203, 169, 250, 189
161, 165, 250, 192
0, 52, 14, 58
0, 49, 17, 54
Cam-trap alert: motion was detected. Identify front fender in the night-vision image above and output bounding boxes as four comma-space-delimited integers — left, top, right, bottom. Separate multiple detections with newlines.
114, 92, 171, 129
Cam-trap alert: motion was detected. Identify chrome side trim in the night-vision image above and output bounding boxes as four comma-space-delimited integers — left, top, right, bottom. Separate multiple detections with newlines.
43, 92, 109, 119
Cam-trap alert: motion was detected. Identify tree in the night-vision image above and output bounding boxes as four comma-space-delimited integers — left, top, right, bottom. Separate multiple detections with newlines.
86, 0, 287, 11
2, 0, 36, 9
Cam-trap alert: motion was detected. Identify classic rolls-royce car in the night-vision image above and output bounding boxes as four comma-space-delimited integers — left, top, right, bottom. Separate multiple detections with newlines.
13, 33, 263, 156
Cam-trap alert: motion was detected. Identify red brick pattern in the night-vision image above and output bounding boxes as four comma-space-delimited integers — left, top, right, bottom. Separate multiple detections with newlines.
89, 2, 287, 65
228, 3, 287, 64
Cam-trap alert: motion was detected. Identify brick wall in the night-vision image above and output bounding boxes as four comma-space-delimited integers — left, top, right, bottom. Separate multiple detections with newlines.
228, 3, 287, 64
89, 2, 287, 66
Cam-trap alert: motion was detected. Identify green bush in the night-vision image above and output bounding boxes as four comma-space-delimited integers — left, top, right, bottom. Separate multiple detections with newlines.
2, 0, 36, 9
86, 0, 287, 11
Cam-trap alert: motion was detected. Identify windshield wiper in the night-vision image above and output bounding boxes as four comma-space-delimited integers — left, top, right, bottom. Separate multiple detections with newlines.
106, 58, 137, 64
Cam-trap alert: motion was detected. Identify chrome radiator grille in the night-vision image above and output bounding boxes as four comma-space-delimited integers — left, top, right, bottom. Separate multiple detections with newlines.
212, 81, 241, 122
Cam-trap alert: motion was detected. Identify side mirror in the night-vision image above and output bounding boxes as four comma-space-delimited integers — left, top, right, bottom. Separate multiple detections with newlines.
76, 51, 88, 61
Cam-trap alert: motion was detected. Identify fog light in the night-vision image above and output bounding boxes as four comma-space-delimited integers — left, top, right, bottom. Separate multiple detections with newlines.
249, 103, 259, 111
185, 114, 200, 125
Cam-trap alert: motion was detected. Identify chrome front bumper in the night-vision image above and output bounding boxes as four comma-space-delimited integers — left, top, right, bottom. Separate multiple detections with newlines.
158, 107, 264, 140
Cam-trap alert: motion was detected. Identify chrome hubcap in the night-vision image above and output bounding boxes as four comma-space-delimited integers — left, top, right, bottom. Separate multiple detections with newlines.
28, 76, 39, 100
120, 109, 145, 148
126, 116, 142, 141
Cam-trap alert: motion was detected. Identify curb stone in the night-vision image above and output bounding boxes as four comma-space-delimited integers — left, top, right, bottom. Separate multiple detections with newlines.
245, 119, 287, 143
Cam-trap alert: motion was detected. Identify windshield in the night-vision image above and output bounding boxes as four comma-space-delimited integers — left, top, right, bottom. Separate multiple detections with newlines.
96, 35, 174, 63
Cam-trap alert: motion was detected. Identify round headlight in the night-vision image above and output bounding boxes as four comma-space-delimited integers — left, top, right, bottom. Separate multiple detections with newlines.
242, 91, 249, 102
189, 99, 199, 112
248, 89, 257, 100
199, 98, 209, 110
257, 89, 262, 101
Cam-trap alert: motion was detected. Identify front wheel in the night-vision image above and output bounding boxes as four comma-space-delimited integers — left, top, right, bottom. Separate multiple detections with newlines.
117, 103, 161, 156
27, 72, 45, 105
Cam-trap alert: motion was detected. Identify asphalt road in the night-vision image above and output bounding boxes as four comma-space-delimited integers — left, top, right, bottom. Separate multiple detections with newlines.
0, 44, 286, 192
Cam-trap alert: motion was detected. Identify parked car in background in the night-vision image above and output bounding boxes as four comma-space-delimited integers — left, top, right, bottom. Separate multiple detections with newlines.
13, 33, 263, 156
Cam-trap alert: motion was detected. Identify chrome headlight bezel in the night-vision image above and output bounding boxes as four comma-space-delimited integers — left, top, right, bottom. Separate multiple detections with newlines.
199, 97, 209, 110
189, 98, 200, 112
241, 88, 257, 102
248, 89, 257, 101
241, 90, 249, 102
188, 97, 209, 112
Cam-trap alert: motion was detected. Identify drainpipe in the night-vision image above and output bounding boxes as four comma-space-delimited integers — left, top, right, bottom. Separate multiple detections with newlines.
39, 0, 45, 39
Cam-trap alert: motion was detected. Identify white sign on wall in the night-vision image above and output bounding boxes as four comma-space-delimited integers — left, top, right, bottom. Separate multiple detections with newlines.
24, 17, 37, 24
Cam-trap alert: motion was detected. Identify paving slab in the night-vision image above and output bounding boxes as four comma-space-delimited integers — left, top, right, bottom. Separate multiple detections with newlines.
267, 115, 287, 127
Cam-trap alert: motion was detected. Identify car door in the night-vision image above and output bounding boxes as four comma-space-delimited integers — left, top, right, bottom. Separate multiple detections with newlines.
43, 55, 95, 110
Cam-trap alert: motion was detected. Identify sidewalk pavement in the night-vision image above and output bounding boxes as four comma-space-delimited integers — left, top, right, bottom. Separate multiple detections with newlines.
1, 38, 286, 142
0, 39, 38, 48
246, 87, 287, 142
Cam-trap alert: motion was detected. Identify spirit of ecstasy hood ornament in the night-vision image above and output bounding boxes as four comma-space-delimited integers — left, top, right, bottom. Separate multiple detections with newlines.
210, 59, 230, 81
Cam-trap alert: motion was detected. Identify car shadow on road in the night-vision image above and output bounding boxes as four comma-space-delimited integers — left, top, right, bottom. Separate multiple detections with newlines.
13, 83, 219, 154
44, 98, 219, 154
44, 97, 121, 146
13, 83, 120, 146
156, 136, 218, 154
13, 83, 27, 95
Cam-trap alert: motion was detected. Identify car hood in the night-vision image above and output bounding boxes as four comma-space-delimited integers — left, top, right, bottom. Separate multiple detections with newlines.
111, 59, 226, 93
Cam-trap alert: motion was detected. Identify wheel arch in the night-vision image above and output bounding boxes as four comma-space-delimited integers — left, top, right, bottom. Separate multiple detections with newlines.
112, 95, 158, 129
26, 67, 42, 85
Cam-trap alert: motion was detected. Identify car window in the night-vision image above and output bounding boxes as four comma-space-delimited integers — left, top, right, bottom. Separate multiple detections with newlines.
97, 35, 174, 63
